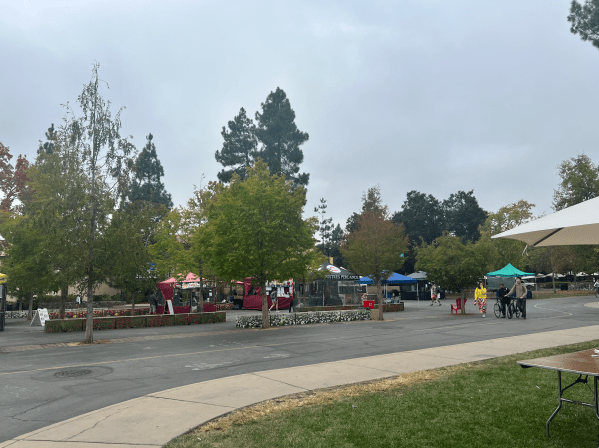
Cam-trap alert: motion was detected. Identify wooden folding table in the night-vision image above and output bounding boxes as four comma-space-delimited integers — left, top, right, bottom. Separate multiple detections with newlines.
518, 349, 599, 446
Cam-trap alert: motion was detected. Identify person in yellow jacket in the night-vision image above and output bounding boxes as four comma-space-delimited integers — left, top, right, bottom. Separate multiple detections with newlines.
474, 281, 487, 318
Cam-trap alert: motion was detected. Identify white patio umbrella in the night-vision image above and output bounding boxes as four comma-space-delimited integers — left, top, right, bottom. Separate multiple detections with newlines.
492, 196, 599, 246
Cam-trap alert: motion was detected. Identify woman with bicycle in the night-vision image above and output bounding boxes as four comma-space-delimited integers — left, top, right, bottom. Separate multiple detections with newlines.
474, 281, 487, 318
594, 278, 599, 298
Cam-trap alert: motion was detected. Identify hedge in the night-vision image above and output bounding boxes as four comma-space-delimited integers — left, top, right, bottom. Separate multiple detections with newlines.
236, 309, 371, 329
45, 318, 85, 333
44, 312, 226, 332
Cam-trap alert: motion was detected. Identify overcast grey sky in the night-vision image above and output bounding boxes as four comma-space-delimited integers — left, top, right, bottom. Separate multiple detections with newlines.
2, 0, 598, 229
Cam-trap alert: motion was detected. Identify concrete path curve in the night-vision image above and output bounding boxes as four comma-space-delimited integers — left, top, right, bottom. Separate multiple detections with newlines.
2, 324, 598, 448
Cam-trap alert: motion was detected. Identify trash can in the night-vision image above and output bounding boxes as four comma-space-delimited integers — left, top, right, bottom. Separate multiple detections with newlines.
560, 283, 568, 291
363, 300, 375, 309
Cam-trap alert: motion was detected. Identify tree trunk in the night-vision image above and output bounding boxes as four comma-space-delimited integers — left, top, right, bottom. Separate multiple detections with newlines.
60, 285, 67, 320
214, 276, 218, 305
27, 292, 33, 321
198, 263, 204, 313
131, 292, 136, 315
261, 281, 270, 329
376, 280, 384, 321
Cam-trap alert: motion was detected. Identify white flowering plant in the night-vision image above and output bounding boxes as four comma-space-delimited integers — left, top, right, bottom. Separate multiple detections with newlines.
235, 309, 371, 328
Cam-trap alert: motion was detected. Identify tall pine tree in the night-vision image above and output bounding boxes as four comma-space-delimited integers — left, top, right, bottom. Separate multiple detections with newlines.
126, 133, 173, 209
255, 87, 309, 188
215, 107, 258, 183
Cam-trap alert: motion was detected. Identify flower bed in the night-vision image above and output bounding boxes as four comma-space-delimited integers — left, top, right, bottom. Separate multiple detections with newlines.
44, 312, 226, 332
93, 317, 116, 330
235, 309, 371, 328
116, 315, 147, 329
381, 303, 404, 312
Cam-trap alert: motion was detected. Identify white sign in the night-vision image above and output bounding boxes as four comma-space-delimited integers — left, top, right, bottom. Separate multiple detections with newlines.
31, 308, 49, 327
327, 265, 341, 273
166, 300, 174, 315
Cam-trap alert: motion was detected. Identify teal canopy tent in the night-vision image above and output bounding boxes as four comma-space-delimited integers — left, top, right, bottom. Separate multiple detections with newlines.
487, 263, 534, 277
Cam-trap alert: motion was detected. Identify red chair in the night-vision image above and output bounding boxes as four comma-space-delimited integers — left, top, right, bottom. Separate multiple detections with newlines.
451, 298, 467, 315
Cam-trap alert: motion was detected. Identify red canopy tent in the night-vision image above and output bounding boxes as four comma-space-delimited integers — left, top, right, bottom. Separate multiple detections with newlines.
156, 273, 216, 314
242, 278, 294, 310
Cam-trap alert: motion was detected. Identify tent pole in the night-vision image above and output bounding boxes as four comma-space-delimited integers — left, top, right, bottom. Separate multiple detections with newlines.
417, 282, 419, 308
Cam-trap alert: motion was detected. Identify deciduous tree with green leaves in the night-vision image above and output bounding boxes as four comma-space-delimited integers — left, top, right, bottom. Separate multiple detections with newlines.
553, 154, 599, 211
341, 187, 408, 320
475, 200, 535, 273
56, 62, 136, 343
416, 233, 486, 297
197, 160, 317, 328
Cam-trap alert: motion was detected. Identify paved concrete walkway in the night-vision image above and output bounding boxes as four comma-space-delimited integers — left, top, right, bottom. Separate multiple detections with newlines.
2, 324, 599, 448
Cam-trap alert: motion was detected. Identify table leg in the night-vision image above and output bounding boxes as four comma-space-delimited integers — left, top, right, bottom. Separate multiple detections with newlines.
547, 370, 563, 437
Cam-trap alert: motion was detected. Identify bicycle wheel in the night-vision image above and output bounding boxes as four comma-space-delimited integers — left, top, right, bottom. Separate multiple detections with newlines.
507, 302, 513, 319
595, 289, 599, 299
493, 302, 501, 318
513, 301, 521, 318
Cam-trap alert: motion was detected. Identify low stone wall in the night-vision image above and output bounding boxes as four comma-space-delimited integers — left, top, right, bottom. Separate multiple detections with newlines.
298, 303, 404, 313
44, 311, 226, 332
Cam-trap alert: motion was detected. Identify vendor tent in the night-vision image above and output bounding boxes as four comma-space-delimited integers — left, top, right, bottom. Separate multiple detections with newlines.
487, 263, 534, 277
359, 273, 417, 285
407, 271, 427, 280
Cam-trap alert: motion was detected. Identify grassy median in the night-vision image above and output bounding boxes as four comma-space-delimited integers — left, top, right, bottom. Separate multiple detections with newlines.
166, 340, 599, 448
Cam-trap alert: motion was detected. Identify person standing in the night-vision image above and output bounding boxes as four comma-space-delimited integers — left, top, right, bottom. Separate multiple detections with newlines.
474, 281, 487, 318
507, 277, 528, 319
430, 282, 440, 306
497, 283, 510, 318
149, 291, 157, 314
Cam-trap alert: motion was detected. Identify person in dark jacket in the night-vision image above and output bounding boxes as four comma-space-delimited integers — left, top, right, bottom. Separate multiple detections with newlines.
497, 283, 509, 318
149, 291, 157, 314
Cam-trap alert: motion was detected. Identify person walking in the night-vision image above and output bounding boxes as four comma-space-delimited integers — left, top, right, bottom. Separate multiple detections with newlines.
430, 282, 441, 306
497, 283, 510, 318
474, 281, 487, 317
506, 277, 528, 319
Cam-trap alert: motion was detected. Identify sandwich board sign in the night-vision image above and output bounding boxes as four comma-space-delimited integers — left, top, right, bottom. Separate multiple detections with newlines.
166, 300, 174, 315
31, 308, 49, 327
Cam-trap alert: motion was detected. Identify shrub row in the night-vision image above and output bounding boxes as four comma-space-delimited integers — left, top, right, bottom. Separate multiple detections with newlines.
44, 312, 226, 332
235, 309, 371, 329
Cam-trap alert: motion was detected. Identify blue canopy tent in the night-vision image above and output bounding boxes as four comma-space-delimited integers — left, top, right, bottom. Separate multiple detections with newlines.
359, 273, 418, 306
359, 273, 417, 285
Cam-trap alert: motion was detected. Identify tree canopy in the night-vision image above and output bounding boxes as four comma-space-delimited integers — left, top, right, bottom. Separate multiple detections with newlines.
553, 154, 599, 211
255, 87, 309, 188
568, 0, 599, 50
215, 107, 258, 183
197, 160, 317, 328
125, 133, 172, 209
392, 190, 445, 246
341, 186, 408, 320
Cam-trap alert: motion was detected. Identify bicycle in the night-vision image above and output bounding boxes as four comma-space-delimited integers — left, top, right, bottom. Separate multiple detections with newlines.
494, 297, 513, 319
508, 297, 521, 318
595, 288, 599, 299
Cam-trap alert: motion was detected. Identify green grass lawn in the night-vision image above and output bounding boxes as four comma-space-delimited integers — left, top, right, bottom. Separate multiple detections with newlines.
166, 341, 599, 448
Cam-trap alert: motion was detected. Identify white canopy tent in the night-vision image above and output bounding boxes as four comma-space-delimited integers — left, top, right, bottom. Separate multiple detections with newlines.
492, 196, 599, 247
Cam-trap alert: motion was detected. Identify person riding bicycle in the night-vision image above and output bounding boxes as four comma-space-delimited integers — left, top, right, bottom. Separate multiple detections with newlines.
506, 277, 528, 319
